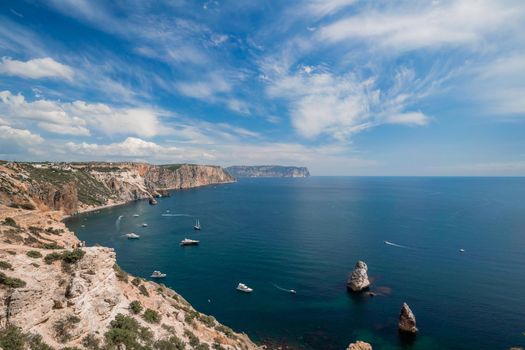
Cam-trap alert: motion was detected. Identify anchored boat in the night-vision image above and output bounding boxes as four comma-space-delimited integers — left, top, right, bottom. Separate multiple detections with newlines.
125, 233, 140, 239
151, 270, 166, 278
236, 283, 253, 293
180, 238, 199, 246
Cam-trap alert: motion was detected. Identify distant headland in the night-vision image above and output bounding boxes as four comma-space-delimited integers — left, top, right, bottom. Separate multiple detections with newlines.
226, 165, 310, 178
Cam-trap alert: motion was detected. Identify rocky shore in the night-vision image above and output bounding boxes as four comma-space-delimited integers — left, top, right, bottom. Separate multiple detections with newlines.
0, 162, 257, 349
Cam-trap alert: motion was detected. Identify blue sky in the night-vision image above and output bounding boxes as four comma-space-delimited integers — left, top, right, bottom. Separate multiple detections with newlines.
0, 0, 524, 175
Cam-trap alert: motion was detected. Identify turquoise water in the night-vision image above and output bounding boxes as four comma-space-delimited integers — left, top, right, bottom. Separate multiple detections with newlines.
65, 177, 525, 349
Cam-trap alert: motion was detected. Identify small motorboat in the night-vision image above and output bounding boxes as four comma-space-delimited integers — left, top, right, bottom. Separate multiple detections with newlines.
133, 214, 139, 217
142, 223, 148, 227
125, 233, 140, 239
193, 219, 201, 230
180, 238, 199, 246
289, 289, 297, 294
236, 283, 253, 293
150, 270, 166, 278
459, 248, 465, 253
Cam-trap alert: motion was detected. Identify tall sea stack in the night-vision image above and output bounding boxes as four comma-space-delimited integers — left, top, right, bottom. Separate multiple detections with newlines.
347, 260, 371, 292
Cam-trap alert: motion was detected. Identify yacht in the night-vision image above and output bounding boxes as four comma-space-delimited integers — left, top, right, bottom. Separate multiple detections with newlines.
125, 233, 140, 239
150, 271, 166, 278
193, 219, 201, 230
133, 214, 139, 217
236, 283, 253, 293
180, 238, 199, 246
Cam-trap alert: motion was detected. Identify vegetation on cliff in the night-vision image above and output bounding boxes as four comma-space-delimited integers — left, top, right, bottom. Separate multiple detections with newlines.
226, 165, 310, 178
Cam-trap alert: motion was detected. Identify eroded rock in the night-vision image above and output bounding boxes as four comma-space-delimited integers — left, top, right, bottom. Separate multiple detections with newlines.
347, 260, 371, 292
398, 302, 418, 333
347, 341, 372, 350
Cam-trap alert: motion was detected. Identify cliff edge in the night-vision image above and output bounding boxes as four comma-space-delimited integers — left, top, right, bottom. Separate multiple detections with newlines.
0, 162, 235, 215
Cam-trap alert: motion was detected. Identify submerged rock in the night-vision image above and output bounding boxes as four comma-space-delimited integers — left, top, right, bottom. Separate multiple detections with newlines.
398, 302, 418, 333
347, 260, 371, 292
149, 197, 158, 205
347, 341, 372, 350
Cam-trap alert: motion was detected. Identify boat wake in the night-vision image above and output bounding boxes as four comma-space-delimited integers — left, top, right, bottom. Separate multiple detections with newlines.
272, 283, 297, 294
161, 213, 193, 217
115, 215, 124, 232
384, 240, 411, 249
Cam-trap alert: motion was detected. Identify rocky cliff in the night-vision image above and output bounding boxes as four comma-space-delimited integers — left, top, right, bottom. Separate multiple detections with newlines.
0, 205, 257, 350
225, 166, 310, 178
0, 162, 235, 215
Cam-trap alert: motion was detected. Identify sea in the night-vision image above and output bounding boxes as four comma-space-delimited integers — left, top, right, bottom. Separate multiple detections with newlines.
64, 177, 525, 350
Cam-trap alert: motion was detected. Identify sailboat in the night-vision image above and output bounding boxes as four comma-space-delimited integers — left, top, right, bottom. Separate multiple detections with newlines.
193, 219, 201, 230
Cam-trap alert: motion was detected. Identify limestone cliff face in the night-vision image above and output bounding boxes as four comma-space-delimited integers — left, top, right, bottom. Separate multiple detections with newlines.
0, 206, 257, 349
0, 162, 234, 215
226, 165, 310, 178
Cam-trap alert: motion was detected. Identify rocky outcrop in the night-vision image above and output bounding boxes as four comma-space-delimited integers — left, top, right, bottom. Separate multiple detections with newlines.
347, 260, 371, 292
0, 205, 258, 349
347, 340, 373, 350
0, 162, 234, 215
226, 165, 310, 178
398, 302, 418, 333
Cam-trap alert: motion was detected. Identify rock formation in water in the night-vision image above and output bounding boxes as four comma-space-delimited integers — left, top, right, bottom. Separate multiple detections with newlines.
0, 162, 235, 215
0, 203, 257, 349
225, 165, 310, 178
347, 260, 371, 292
398, 302, 418, 333
347, 340, 373, 350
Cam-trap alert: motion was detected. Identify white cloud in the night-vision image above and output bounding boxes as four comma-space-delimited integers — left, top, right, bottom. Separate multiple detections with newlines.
0, 90, 168, 137
0, 57, 74, 80
175, 75, 231, 100
318, 0, 523, 52
266, 69, 429, 140
0, 125, 44, 156
67, 137, 178, 157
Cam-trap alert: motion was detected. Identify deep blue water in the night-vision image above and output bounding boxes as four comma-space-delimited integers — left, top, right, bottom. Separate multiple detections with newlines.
65, 177, 525, 350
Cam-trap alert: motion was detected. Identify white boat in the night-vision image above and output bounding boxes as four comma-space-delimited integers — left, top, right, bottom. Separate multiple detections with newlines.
125, 233, 140, 239
142, 223, 148, 227
193, 219, 201, 230
133, 214, 139, 217
236, 283, 253, 293
289, 289, 297, 294
459, 248, 465, 253
150, 270, 166, 278
180, 238, 199, 246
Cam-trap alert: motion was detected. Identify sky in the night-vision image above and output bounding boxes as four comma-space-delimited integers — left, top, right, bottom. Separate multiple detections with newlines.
0, 0, 524, 175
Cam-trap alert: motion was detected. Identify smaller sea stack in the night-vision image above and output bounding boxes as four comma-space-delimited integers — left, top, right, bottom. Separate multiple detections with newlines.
347, 340, 372, 350
347, 260, 371, 292
398, 302, 418, 333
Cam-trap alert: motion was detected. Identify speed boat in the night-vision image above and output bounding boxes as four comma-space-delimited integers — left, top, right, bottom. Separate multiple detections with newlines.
125, 233, 140, 239
151, 270, 166, 278
289, 289, 297, 294
180, 238, 199, 246
142, 223, 148, 227
236, 283, 253, 293
133, 214, 139, 217
459, 248, 465, 253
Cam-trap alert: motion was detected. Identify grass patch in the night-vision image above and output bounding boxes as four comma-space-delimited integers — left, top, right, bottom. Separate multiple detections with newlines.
0, 324, 25, 350
26, 250, 42, 258
53, 315, 80, 343
3, 217, 18, 228
0, 261, 12, 270
0, 272, 26, 288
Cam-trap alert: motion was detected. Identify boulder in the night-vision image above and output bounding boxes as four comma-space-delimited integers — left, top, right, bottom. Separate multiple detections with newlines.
347, 341, 372, 350
347, 260, 370, 292
149, 198, 158, 205
398, 302, 418, 333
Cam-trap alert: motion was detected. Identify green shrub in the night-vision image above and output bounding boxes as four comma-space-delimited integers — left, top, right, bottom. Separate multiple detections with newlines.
195, 344, 210, 350
42, 242, 63, 250
3, 217, 18, 227
184, 329, 200, 347
142, 309, 161, 324
113, 264, 128, 282
26, 250, 42, 258
212, 343, 226, 350
81, 334, 100, 350
139, 284, 149, 297
61, 249, 85, 264
44, 252, 62, 264
129, 300, 143, 314
53, 315, 80, 343
0, 324, 25, 350
0, 261, 12, 270
214, 325, 236, 339
198, 314, 216, 327
131, 277, 142, 286
153, 336, 185, 350
105, 314, 152, 348
0, 272, 26, 288
26, 333, 55, 350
